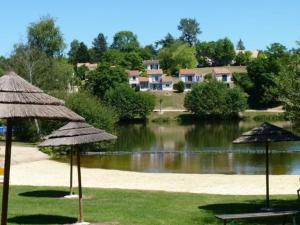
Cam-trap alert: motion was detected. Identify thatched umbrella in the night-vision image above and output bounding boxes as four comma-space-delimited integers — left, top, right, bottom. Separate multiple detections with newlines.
233, 122, 300, 209
0, 71, 84, 225
39, 122, 117, 224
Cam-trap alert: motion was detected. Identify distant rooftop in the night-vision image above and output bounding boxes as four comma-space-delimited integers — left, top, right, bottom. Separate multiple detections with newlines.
179, 69, 195, 76
77, 63, 97, 70
147, 69, 163, 75
143, 59, 159, 65
128, 70, 140, 77
213, 67, 232, 74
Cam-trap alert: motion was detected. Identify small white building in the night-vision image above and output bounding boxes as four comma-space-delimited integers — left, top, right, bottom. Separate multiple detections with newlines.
139, 76, 149, 91
144, 60, 160, 70
212, 67, 233, 86
179, 69, 204, 91
128, 70, 140, 88
147, 69, 163, 90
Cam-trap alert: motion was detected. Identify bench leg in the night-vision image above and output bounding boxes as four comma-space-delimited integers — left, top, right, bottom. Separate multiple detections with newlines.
292, 215, 296, 225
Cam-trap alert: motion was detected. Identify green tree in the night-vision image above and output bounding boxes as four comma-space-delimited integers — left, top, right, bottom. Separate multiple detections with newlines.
235, 51, 252, 66
158, 43, 197, 75
85, 63, 128, 99
0, 56, 10, 76
104, 84, 155, 120
214, 38, 235, 66
111, 31, 140, 52
236, 39, 246, 50
184, 80, 247, 118
100, 49, 125, 66
196, 41, 216, 67
76, 65, 89, 80
123, 52, 144, 70
68, 39, 80, 65
91, 33, 108, 62
138, 45, 157, 60
75, 42, 90, 63
155, 33, 176, 48
27, 16, 65, 57
178, 18, 201, 46
173, 80, 185, 93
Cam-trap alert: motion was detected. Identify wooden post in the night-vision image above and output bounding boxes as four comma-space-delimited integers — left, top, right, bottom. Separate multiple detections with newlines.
1, 119, 13, 225
77, 149, 84, 223
70, 149, 73, 195
266, 141, 270, 209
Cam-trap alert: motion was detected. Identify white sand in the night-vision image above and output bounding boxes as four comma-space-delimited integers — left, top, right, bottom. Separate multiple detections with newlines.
2, 146, 300, 195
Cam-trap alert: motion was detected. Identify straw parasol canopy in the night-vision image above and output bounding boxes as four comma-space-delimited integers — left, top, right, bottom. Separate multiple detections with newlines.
39, 122, 117, 224
233, 122, 300, 210
0, 71, 84, 121
0, 71, 84, 225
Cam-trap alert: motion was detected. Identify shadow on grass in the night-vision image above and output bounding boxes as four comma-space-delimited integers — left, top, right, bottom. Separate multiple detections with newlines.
8, 214, 77, 224
198, 199, 300, 224
19, 190, 69, 198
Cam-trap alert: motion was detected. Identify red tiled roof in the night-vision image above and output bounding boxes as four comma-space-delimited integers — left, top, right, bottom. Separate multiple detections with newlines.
128, 70, 140, 77
213, 67, 231, 74
179, 69, 195, 75
147, 69, 163, 75
162, 75, 173, 83
139, 77, 149, 82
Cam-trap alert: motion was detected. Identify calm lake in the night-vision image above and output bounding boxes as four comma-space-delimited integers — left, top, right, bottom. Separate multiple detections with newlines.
60, 121, 300, 175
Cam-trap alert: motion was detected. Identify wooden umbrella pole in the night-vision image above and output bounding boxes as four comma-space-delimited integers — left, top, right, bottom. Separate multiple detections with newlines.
70, 149, 73, 195
1, 119, 13, 225
266, 141, 270, 209
77, 149, 84, 223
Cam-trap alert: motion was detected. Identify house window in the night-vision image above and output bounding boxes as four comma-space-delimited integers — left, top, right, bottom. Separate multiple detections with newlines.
222, 75, 227, 82
132, 76, 136, 81
186, 83, 192, 89
187, 76, 193, 82
166, 84, 170, 87
154, 76, 159, 82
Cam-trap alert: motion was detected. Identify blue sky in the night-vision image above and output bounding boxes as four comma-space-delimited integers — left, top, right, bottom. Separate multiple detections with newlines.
1, 0, 300, 56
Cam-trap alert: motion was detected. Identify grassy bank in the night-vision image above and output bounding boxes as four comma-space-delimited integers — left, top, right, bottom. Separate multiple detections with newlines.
153, 92, 186, 110
3, 186, 300, 225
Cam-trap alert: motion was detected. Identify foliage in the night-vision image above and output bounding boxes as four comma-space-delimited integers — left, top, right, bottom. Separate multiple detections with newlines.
236, 39, 246, 50
76, 42, 90, 63
184, 80, 247, 118
76, 65, 89, 80
111, 31, 140, 52
104, 84, 155, 120
235, 51, 252, 66
85, 63, 128, 99
232, 72, 253, 94
0, 56, 9, 76
214, 38, 235, 66
123, 52, 144, 70
155, 33, 176, 48
178, 18, 201, 46
27, 16, 65, 57
68, 39, 80, 65
158, 42, 197, 75
64, 91, 118, 132
90, 33, 107, 62
173, 80, 185, 93
195, 41, 215, 67
138, 45, 157, 60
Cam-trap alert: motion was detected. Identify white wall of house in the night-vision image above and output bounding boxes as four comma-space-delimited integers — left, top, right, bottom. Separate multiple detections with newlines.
215, 74, 232, 83
129, 76, 139, 85
162, 82, 173, 91
140, 82, 149, 91
146, 64, 160, 70
180, 75, 195, 83
148, 75, 162, 83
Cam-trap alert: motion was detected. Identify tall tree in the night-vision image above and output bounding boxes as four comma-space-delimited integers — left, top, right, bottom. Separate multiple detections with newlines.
236, 39, 246, 50
214, 38, 235, 66
91, 33, 108, 62
27, 16, 65, 57
196, 41, 216, 67
178, 18, 201, 46
68, 39, 80, 65
155, 33, 176, 48
111, 31, 140, 52
75, 42, 90, 63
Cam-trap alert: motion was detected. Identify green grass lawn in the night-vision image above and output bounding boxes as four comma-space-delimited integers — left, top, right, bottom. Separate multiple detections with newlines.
2, 186, 300, 225
153, 92, 186, 110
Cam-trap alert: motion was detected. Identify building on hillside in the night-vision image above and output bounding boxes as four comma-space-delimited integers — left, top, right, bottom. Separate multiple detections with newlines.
235, 50, 259, 59
139, 76, 149, 91
162, 75, 173, 91
147, 69, 163, 90
128, 70, 140, 88
77, 63, 98, 70
212, 67, 233, 86
179, 69, 204, 91
144, 60, 160, 70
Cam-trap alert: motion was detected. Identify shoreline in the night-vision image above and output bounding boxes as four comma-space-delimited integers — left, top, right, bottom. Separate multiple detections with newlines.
2, 145, 299, 196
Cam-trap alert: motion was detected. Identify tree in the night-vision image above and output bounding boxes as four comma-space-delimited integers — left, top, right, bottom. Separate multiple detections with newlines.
196, 41, 216, 67
91, 33, 108, 62
137, 45, 157, 60
111, 31, 140, 52
155, 33, 176, 48
75, 42, 90, 63
214, 38, 235, 66
123, 52, 144, 70
0, 56, 10, 76
236, 39, 245, 50
235, 51, 252, 66
104, 84, 155, 120
100, 49, 125, 66
178, 18, 201, 46
184, 80, 247, 118
68, 39, 80, 65
76, 65, 89, 80
85, 63, 128, 99
173, 80, 185, 93
158, 42, 197, 75
27, 16, 65, 57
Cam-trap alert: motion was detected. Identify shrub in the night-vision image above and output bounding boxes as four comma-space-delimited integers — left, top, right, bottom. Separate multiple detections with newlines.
184, 80, 247, 119
104, 84, 155, 120
174, 80, 185, 93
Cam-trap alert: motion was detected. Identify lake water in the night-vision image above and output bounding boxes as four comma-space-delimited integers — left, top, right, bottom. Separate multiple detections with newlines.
60, 121, 300, 175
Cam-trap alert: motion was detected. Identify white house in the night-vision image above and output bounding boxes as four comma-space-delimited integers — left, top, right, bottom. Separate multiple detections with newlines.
212, 67, 233, 86
179, 69, 204, 91
144, 60, 160, 70
162, 75, 173, 91
128, 70, 140, 88
147, 69, 163, 90
139, 76, 149, 91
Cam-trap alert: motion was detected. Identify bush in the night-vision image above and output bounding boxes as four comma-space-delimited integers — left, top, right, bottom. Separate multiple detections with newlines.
184, 80, 248, 119
104, 84, 155, 120
173, 80, 185, 93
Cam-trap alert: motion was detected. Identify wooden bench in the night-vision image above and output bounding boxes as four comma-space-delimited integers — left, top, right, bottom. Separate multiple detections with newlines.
216, 211, 298, 225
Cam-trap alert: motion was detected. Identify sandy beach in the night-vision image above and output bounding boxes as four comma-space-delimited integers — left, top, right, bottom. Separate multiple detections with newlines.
1, 145, 300, 195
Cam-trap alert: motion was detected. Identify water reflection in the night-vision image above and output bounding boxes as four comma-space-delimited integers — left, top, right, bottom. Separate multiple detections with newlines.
57, 121, 300, 175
